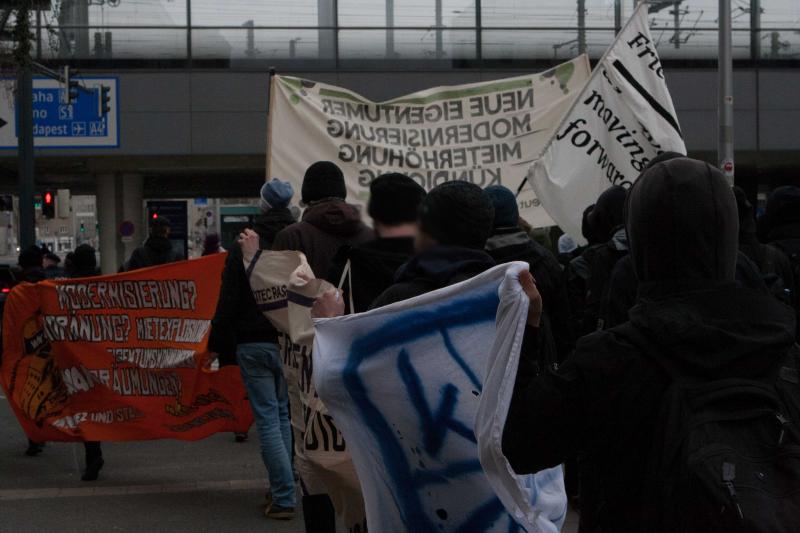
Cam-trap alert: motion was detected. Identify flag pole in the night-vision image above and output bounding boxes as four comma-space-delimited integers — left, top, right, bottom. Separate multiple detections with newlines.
266, 66, 277, 181
718, 0, 735, 185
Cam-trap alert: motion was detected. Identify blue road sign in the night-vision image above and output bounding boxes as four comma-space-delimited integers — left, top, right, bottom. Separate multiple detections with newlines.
0, 77, 119, 149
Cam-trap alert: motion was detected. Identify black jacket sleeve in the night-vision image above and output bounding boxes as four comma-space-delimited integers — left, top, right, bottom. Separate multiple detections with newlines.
208, 248, 245, 356
502, 326, 586, 474
539, 255, 575, 361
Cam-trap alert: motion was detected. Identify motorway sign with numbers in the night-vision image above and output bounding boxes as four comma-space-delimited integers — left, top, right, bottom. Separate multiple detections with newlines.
0, 76, 119, 149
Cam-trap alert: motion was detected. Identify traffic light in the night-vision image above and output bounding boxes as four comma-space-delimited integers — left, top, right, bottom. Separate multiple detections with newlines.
62, 66, 79, 105
42, 190, 55, 219
151, 212, 159, 220
98, 85, 111, 116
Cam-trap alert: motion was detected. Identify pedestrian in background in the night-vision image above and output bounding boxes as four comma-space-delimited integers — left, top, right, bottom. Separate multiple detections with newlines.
209, 178, 298, 520
201, 233, 224, 256
122, 216, 182, 271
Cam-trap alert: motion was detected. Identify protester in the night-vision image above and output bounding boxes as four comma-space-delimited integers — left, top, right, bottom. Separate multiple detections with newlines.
122, 216, 182, 271
272, 161, 373, 279
327, 173, 426, 313
368, 181, 496, 309
14, 246, 48, 457
209, 178, 297, 520
760, 185, 800, 337
201, 233, 224, 256
71, 244, 105, 481
484, 185, 573, 365
42, 252, 65, 279
733, 186, 794, 304
565, 185, 628, 336
503, 157, 799, 532
313, 180, 497, 322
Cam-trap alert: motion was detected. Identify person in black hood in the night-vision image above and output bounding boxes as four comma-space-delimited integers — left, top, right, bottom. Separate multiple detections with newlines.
328, 173, 426, 313
368, 181, 496, 309
733, 186, 794, 305
123, 216, 182, 271
210, 178, 298, 520
566, 185, 629, 337
484, 185, 573, 365
760, 185, 800, 337
272, 161, 373, 280
502, 157, 797, 532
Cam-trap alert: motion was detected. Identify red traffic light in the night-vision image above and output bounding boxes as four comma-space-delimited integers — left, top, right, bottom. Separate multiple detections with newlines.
44, 192, 53, 204
152, 213, 158, 219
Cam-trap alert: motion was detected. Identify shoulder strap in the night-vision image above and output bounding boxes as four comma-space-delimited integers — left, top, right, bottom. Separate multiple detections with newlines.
245, 249, 262, 280
336, 259, 355, 315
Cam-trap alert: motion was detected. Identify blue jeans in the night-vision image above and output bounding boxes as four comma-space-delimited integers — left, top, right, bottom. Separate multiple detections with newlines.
237, 342, 295, 508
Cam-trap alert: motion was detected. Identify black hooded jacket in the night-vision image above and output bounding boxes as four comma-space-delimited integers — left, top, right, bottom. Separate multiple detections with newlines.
502, 159, 798, 532
328, 236, 416, 313
272, 199, 373, 281
486, 228, 574, 364
370, 246, 496, 309
209, 208, 296, 362
124, 235, 182, 272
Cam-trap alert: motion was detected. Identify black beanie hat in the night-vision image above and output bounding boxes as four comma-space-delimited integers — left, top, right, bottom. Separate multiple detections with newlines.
368, 173, 426, 225
419, 181, 494, 249
484, 185, 519, 229
301, 161, 347, 204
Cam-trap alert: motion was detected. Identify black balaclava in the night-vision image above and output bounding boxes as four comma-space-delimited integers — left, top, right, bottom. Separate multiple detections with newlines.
587, 185, 627, 243
626, 158, 738, 283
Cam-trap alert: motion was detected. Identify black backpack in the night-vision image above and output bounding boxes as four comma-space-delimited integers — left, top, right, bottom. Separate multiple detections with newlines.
637, 337, 800, 532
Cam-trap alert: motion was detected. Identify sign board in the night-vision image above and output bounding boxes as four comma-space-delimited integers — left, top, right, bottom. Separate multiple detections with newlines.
0, 76, 119, 149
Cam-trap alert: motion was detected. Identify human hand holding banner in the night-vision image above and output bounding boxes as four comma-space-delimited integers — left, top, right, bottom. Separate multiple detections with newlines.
312, 263, 566, 532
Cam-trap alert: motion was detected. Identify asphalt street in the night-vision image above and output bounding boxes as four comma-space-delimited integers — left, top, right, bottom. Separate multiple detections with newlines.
0, 393, 579, 533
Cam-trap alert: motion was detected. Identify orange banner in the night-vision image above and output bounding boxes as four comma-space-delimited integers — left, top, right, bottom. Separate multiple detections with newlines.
1, 254, 253, 442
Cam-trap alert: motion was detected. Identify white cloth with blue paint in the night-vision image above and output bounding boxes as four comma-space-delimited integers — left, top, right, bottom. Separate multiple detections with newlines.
313, 262, 567, 532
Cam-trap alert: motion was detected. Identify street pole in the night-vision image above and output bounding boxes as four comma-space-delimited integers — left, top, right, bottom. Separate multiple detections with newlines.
15, 6, 36, 250
435, 0, 443, 59
718, 0, 735, 184
750, 0, 761, 60
577, 0, 586, 55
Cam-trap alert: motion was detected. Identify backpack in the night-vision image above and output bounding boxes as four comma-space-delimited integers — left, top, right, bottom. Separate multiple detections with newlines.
627, 326, 800, 532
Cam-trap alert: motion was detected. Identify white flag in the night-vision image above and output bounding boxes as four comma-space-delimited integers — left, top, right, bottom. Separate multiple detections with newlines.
312, 263, 566, 533
529, 3, 686, 244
